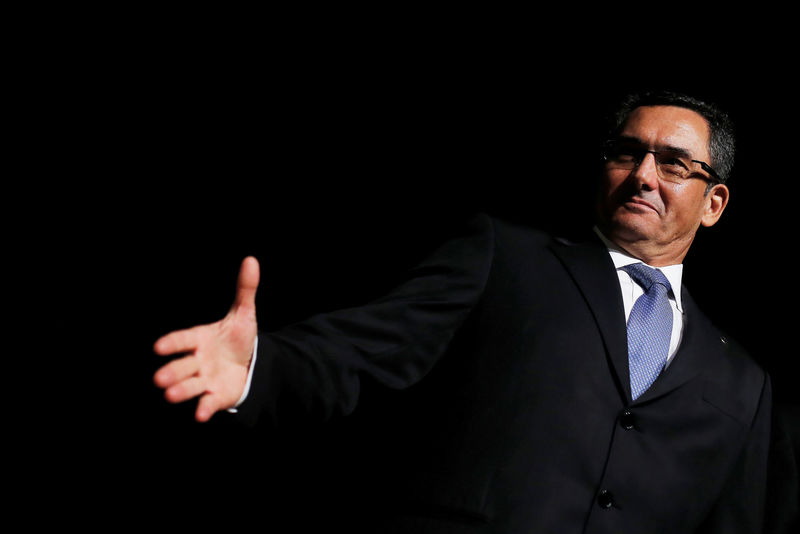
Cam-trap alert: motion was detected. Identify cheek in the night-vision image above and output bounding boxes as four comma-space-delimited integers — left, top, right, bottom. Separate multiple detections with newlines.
663, 186, 707, 223
668, 181, 697, 196
599, 172, 629, 205
602, 170, 627, 190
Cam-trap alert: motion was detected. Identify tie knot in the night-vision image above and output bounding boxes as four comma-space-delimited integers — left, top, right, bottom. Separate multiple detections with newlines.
622, 263, 672, 294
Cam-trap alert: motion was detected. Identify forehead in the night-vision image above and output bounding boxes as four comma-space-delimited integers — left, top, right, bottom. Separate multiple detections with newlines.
619, 105, 711, 159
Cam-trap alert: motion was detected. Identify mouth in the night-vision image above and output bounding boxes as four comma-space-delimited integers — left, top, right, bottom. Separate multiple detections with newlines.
623, 197, 660, 214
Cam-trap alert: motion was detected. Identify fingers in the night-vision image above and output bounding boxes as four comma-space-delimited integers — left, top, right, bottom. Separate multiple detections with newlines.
165, 376, 206, 404
232, 256, 260, 312
154, 355, 204, 403
153, 354, 199, 388
196, 394, 224, 423
153, 325, 203, 356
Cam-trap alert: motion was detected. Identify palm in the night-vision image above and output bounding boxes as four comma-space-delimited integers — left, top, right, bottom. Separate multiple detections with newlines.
154, 257, 260, 422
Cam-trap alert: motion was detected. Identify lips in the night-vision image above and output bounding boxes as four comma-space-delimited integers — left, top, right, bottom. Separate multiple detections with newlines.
623, 197, 660, 214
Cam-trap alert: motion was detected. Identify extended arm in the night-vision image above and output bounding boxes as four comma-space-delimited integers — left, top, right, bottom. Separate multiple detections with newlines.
235, 214, 495, 426
153, 214, 494, 426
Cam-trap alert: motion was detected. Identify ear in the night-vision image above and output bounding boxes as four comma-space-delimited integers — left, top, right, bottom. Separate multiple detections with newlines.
700, 183, 729, 227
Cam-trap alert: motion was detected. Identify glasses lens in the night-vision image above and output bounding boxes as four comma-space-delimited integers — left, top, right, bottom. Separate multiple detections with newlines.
653, 151, 692, 181
604, 144, 639, 169
604, 140, 720, 183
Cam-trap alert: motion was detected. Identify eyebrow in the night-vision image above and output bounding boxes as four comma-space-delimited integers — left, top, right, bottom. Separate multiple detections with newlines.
613, 135, 695, 160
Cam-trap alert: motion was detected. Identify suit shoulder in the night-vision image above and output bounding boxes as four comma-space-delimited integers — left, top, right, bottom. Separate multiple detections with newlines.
717, 328, 768, 386
482, 215, 557, 250
698, 309, 765, 379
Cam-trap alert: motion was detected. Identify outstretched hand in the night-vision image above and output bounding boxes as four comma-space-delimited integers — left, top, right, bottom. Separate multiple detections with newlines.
153, 256, 260, 422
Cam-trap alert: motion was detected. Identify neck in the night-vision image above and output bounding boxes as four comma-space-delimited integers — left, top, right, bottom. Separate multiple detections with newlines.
595, 226, 691, 267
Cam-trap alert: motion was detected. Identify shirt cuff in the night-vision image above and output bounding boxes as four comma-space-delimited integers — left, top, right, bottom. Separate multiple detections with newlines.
227, 335, 258, 413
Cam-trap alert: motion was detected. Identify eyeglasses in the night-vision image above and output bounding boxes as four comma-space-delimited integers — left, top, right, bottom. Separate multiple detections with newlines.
603, 140, 721, 184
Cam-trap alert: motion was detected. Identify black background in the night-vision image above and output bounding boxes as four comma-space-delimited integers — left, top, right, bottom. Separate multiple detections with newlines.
40, 19, 797, 529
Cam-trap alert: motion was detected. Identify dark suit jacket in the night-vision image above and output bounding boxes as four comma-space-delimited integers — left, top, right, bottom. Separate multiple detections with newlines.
236, 213, 772, 533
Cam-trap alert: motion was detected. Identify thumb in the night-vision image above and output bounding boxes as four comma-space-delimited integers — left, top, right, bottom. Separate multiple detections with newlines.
233, 256, 260, 312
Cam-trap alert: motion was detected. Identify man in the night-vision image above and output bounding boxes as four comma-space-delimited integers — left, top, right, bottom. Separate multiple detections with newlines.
153, 91, 774, 532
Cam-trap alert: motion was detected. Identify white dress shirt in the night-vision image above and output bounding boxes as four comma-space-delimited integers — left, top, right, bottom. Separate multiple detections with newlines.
229, 336, 257, 412
593, 227, 686, 367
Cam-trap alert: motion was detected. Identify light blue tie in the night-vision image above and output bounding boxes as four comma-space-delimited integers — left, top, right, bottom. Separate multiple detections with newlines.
622, 264, 673, 401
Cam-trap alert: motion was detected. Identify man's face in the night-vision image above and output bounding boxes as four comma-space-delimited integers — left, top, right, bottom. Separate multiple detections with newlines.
596, 105, 728, 264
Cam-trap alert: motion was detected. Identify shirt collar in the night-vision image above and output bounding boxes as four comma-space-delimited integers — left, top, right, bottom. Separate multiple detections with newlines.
593, 227, 685, 313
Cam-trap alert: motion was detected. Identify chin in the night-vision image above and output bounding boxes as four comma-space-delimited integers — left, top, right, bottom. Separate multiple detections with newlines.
605, 212, 659, 243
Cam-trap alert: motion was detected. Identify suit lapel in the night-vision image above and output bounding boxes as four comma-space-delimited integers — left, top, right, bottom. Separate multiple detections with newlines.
548, 236, 632, 403
635, 288, 720, 403
548, 235, 725, 405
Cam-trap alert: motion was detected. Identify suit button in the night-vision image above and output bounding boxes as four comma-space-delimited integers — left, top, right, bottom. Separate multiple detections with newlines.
619, 410, 636, 430
597, 489, 614, 509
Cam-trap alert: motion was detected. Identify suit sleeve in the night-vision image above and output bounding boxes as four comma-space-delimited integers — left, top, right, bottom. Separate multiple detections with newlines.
235, 213, 495, 427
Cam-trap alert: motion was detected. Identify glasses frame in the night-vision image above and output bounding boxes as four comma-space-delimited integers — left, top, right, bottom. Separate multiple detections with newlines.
603, 140, 722, 184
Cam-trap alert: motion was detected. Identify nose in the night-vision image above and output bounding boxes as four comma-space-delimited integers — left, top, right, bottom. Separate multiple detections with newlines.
629, 152, 660, 190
